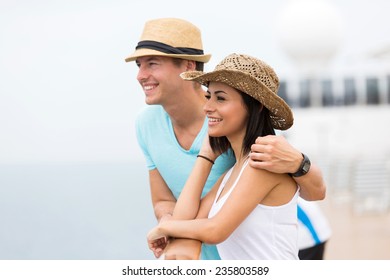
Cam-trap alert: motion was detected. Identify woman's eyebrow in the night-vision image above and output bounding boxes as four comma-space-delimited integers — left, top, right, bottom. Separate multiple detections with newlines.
207, 90, 227, 95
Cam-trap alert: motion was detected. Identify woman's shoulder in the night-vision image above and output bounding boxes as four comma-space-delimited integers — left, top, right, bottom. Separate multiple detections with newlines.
245, 164, 298, 206
244, 161, 293, 188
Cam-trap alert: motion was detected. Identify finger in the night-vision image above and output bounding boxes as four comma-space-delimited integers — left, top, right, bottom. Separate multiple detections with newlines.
148, 238, 164, 250
155, 238, 168, 248
249, 150, 271, 162
148, 242, 157, 251
255, 135, 274, 144
257, 135, 283, 147
249, 157, 272, 170
249, 151, 263, 161
251, 143, 267, 154
154, 249, 163, 259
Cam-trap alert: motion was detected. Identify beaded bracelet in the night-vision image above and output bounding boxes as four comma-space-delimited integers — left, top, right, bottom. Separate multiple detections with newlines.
197, 154, 215, 165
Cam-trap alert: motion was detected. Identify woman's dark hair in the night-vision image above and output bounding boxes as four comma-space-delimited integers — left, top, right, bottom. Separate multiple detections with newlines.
209, 90, 275, 157
195, 61, 204, 71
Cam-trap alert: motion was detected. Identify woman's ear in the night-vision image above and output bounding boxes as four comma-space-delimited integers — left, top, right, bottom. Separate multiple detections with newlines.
258, 104, 264, 113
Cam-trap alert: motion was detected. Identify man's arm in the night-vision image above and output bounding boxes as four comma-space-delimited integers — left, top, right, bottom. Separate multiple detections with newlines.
147, 169, 177, 258
148, 164, 208, 260
290, 161, 325, 201
155, 157, 213, 260
153, 180, 221, 260
149, 169, 176, 222
249, 135, 326, 201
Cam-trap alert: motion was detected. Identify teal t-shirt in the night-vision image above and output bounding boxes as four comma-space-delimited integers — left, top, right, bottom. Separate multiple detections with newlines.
135, 105, 235, 259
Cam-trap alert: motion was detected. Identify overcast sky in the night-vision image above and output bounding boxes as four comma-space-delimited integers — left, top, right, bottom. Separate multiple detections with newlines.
1, 0, 389, 164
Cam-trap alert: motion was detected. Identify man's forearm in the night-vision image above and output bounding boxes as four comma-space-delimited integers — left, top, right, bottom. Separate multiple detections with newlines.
154, 201, 176, 222
294, 164, 326, 201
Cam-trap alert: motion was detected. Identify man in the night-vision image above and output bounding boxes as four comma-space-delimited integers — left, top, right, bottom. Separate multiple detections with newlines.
125, 18, 326, 259
297, 198, 332, 260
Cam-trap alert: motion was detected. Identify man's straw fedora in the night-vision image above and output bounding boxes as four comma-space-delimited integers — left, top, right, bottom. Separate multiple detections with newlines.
125, 18, 211, 63
181, 53, 294, 130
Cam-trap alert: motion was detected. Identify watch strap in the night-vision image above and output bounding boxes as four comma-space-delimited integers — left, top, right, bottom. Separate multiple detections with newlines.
289, 153, 311, 177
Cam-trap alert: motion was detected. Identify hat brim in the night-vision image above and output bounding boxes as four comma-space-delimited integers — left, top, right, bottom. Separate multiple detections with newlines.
125, 48, 211, 63
181, 70, 293, 130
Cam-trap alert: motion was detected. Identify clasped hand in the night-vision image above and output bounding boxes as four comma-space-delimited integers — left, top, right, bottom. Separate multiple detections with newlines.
147, 226, 169, 258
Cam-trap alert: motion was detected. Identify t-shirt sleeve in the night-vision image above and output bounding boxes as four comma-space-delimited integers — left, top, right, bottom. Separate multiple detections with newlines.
135, 110, 156, 170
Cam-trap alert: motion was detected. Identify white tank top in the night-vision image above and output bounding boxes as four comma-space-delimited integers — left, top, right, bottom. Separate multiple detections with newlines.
208, 159, 299, 260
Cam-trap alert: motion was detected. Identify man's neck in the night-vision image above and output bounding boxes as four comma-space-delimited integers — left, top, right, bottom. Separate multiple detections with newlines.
163, 88, 206, 128
163, 88, 207, 150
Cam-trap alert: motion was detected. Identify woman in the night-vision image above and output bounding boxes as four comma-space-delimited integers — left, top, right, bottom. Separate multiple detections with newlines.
147, 53, 299, 259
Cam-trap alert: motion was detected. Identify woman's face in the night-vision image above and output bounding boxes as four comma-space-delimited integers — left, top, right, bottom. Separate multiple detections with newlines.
204, 82, 248, 140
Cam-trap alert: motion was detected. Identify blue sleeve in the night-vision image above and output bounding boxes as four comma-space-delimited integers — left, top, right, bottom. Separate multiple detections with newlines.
135, 109, 156, 170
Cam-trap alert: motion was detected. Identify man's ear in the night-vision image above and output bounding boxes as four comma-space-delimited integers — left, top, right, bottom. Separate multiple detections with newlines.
185, 60, 196, 71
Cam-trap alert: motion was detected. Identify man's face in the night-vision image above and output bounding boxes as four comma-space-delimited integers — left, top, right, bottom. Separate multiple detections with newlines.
135, 56, 186, 105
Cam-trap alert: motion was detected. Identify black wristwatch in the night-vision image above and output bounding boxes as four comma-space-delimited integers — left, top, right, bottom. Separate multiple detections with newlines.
289, 153, 311, 177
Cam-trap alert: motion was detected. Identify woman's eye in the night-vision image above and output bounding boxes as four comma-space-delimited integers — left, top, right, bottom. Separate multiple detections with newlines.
205, 95, 211, 100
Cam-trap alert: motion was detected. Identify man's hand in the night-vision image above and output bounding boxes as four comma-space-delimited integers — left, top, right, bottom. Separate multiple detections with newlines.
250, 135, 326, 201
249, 135, 302, 174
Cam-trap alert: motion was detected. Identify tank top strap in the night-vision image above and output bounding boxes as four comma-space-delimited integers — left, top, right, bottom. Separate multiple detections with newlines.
215, 157, 250, 204
230, 157, 250, 192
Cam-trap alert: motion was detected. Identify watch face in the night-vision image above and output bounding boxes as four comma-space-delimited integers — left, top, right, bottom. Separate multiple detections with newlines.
303, 162, 310, 173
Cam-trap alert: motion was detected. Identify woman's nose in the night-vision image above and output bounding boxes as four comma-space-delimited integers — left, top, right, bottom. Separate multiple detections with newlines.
203, 98, 215, 113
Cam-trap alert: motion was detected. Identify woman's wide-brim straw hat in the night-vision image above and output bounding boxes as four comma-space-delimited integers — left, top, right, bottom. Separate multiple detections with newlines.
125, 18, 211, 63
181, 53, 294, 130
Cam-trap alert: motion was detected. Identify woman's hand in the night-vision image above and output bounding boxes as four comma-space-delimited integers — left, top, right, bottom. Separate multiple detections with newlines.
147, 226, 169, 258
199, 134, 220, 162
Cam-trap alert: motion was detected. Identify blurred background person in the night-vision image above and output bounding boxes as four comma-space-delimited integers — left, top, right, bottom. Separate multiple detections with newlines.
298, 198, 332, 260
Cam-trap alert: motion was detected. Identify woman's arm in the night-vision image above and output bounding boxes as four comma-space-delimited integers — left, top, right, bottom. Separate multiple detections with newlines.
158, 178, 222, 260
151, 136, 221, 259
173, 135, 221, 220
148, 175, 222, 259
161, 238, 202, 260
148, 165, 289, 245
172, 155, 214, 219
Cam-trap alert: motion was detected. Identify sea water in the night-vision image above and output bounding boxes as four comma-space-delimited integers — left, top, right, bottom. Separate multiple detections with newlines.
0, 161, 156, 260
